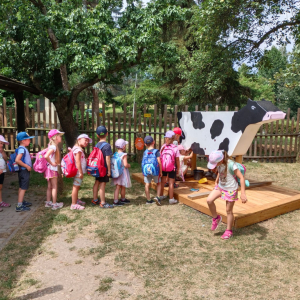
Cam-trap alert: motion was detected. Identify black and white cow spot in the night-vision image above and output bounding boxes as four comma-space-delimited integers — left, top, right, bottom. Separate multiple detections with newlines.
210, 119, 224, 139
191, 142, 205, 155
191, 112, 205, 130
218, 138, 229, 153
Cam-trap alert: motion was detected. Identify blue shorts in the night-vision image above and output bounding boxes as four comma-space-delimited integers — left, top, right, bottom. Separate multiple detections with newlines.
144, 175, 161, 184
18, 169, 30, 190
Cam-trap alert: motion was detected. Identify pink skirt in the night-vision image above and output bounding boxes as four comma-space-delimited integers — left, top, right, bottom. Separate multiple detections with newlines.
214, 185, 238, 202
44, 168, 58, 180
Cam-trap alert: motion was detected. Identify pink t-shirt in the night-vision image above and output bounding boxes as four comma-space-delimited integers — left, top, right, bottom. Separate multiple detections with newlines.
72, 146, 86, 174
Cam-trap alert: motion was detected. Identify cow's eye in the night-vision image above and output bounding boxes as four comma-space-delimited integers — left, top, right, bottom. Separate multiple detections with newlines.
251, 106, 256, 110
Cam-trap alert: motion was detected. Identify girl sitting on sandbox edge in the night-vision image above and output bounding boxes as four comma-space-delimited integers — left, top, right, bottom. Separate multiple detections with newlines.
206, 150, 247, 240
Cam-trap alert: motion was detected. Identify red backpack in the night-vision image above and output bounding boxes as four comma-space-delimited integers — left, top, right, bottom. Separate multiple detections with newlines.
86, 143, 107, 177
61, 148, 78, 178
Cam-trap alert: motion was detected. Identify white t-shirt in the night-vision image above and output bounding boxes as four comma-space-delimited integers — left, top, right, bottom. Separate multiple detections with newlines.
0, 153, 6, 172
72, 146, 86, 175
48, 145, 57, 171
217, 162, 238, 191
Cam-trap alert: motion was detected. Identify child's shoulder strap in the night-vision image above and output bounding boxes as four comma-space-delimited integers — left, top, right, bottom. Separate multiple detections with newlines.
228, 159, 236, 175
99, 142, 108, 150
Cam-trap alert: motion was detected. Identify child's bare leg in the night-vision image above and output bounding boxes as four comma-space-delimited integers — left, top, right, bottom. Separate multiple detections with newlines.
93, 180, 100, 200
99, 182, 106, 204
121, 186, 126, 199
114, 185, 121, 200
145, 183, 151, 200
156, 181, 161, 197
46, 180, 52, 202
207, 189, 221, 218
226, 201, 235, 231
160, 176, 167, 196
71, 186, 80, 205
18, 188, 26, 204
0, 184, 3, 203
50, 177, 58, 204
168, 178, 175, 199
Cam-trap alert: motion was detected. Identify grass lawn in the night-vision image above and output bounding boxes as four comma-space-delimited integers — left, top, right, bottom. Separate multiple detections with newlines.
0, 161, 300, 299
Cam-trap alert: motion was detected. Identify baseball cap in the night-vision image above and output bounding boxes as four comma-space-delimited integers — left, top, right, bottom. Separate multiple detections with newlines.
173, 127, 183, 136
207, 150, 224, 169
48, 129, 64, 139
96, 126, 107, 136
115, 138, 128, 149
177, 145, 185, 151
17, 132, 35, 141
164, 130, 175, 138
77, 134, 92, 143
0, 135, 9, 145
144, 135, 154, 145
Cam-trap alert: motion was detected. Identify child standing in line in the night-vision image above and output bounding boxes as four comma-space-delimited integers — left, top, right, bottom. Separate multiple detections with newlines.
172, 127, 182, 146
142, 136, 162, 205
15, 132, 35, 212
177, 145, 193, 181
70, 134, 91, 210
0, 135, 10, 211
92, 126, 114, 208
111, 139, 131, 206
44, 129, 64, 210
159, 130, 180, 205
207, 150, 247, 240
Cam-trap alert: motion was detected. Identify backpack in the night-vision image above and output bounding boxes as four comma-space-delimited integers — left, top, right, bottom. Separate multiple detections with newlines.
228, 160, 250, 187
111, 152, 124, 178
7, 146, 26, 172
86, 143, 107, 177
160, 144, 177, 172
141, 149, 160, 176
61, 148, 78, 178
33, 148, 49, 173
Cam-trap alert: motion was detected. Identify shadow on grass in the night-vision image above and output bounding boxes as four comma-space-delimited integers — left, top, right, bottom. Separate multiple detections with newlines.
12, 285, 63, 300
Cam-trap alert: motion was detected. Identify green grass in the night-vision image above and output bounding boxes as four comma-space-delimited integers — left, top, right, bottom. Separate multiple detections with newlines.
96, 277, 114, 293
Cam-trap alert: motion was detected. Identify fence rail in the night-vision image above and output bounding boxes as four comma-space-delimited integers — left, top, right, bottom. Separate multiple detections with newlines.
0, 98, 299, 163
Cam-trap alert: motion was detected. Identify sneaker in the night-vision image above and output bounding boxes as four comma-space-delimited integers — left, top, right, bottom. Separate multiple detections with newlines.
113, 201, 125, 207
120, 198, 130, 204
211, 215, 222, 231
99, 203, 114, 208
52, 203, 63, 210
77, 199, 86, 206
45, 201, 52, 208
16, 204, 31, 212
221, 230, 233, 240
146, 200, 155, 204
91, 199, 100, 206
22, 200, 32, 207
169, 198, 178, 205
0, 201, 11, 207
154, 197, 161, 206
160, 195, 167, 200
70, 204, 85, 210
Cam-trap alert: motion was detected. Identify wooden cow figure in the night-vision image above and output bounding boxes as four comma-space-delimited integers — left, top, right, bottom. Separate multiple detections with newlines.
178, 99, 286, 156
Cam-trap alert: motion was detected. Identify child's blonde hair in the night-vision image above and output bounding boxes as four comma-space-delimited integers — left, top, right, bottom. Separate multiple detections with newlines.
48, 134, 61, 163
49, 134, 60, 145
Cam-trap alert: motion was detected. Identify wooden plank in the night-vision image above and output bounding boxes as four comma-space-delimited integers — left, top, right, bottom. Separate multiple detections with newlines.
283, 108, 290, 158
3, 99, 8, 151
96, 97, 100, 127
205, 105, 208, 111
159, 113, 162, 150
215, 105, 218, 111
54, 111, 58, 130
123, 103, 127, 140
187, 191, 211, 199
225, 106, 228, 111
143, 103, 146, 132
113, 103, 116, 153
164, 104, 167, 133
273, 120, 279, 161
174, 105, 178, 126
14, 99, 17, 128
31, 109, 35, 152
169, 113, 172, 130
133, 103, 137, 157
37, 99, 40, 128
81, 102, 84, 130
118, 113, 121, 139
9, 108, 13, 150
107, 113, 111, 146
278, 118, 285, 159
264, 123, 269, 160
259, 125, 263, 161
185, 105, 188, 112
43, 111, 46, 148
154, 104, 157, 147
295, 108, 300, 162
269, 122, 273, 160
128, 113, 131, 154
195, 105, 198, 111
49, 99, 52, 129
86, 110, 90, 154
289, 117, 295, 162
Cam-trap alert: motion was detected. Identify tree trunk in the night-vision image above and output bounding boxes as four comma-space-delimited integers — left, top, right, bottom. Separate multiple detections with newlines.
14, 91, 25, 132
91, 88, 99, 118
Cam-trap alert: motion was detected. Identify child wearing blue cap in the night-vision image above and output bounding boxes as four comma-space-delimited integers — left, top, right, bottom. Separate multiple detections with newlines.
142, 135, 162, 204
15, 132, 35, 212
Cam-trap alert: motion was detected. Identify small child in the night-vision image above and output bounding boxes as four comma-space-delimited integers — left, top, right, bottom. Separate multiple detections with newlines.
177, 145, 193, 181
15, 132, 35, 212
92, 126, 114, 208
0, 135, 10, 211
142, 135, 162, 205
206, 150, 247, 240
111, 139, 131, 206
70, 134, 91, 210
159, 130, 180, 205
172, 127, 182, 146
44, 129, 64, 210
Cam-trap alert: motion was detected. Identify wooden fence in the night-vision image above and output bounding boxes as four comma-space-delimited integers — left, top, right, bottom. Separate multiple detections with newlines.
0, 98, 299, 163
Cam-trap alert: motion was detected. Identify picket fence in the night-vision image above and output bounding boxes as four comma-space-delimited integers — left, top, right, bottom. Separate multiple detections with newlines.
0, 98, 299, 163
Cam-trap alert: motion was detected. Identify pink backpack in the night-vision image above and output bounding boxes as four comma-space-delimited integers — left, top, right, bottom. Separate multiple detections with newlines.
61, 148, 78, 178
160, 144, 177, 172
33, 148, 49, 173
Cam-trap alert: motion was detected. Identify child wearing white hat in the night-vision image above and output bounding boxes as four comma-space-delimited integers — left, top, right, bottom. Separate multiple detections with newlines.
0, 135, 10, 211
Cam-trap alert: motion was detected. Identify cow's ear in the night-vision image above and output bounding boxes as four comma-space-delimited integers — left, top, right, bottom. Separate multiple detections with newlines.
247, 98, 254, 106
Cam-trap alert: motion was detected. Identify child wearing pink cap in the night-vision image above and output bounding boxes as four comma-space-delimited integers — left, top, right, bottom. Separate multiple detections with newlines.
206, 150, 247, 240
44, 129, 64, 210
111, 139, 131, 206
177, 145, 193, 181
0, 135, 9, 211
70, 134, 92, 210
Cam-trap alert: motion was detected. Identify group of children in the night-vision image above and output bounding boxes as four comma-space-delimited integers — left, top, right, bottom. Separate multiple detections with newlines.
0, 125, 247, 240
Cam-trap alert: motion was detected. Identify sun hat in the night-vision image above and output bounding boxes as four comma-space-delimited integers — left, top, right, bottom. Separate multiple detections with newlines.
17, 132, 35, 141
164, 130, 175, 138
207, 150, 224, 169
77, 134, 92, 143
177, 145, 185, 151
0, 135, 9, 145
144, 135, 154, 145
48, 129, 64, 139
96, 126, 107, 136
173, 127, 183, 136
115, 138, 128, 149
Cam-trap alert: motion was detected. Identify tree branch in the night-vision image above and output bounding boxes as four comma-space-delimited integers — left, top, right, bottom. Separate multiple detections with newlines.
29, 73, 55, 99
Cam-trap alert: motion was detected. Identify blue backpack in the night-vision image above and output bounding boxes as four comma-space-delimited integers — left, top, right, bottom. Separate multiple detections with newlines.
111, 152, 124, 178
7, 146, 26, 172
228, 160, 250, 187
141, 149, 160, 176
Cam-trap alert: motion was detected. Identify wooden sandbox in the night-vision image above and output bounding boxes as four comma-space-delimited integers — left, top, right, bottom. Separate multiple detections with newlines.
132, 169, 300, 228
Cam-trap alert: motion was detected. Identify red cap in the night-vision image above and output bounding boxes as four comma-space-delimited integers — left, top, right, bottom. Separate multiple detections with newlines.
173, 127, 182, 136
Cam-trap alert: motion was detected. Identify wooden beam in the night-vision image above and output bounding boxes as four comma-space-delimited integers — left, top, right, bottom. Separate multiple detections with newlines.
191, 153, 197, 171
235, 155, 243, 163
187, 191, 211, 199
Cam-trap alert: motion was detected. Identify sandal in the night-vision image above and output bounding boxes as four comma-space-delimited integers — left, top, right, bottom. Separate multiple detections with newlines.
221, 230, 233, 240
164, 183, 169, 187
174, 183, 179, 188
0, 201, 11, 207
77, 199, 86, 205
70, 204, 85, 210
